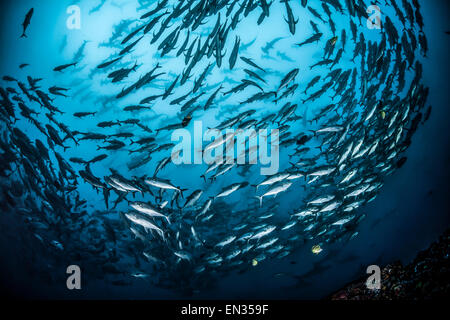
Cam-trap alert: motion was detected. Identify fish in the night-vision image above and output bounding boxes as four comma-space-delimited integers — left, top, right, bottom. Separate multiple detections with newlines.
183, 190, 203, 209
53, 62, 78, 72
214, 182, 248, 200
129, 201, 170, 223
20, 8, 34, 38
282, 0, 299, 35
262, 37, 284, 54
97, 56, 122, 69
145, 178, 186, 197
253, 173, 291, 191
240, 57, 265, 73
124, 212, 165, 239
255, 182, 292, 207
229, 36, 240, 70
276, 68, 299, 95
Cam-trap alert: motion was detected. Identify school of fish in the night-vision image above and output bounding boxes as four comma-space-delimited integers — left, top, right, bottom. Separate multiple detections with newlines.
0, 0, 432, 295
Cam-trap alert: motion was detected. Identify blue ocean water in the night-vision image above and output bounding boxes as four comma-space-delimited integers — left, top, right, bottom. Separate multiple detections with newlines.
0, 0, 449, 299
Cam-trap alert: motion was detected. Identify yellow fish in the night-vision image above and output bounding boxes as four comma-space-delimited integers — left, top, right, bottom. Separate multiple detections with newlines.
311, 245, 323, 254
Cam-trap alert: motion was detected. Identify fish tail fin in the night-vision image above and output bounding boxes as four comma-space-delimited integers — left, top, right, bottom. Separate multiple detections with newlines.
20, 33, 27, 38
179, 188, 188, 199
254, 196, 263, 208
